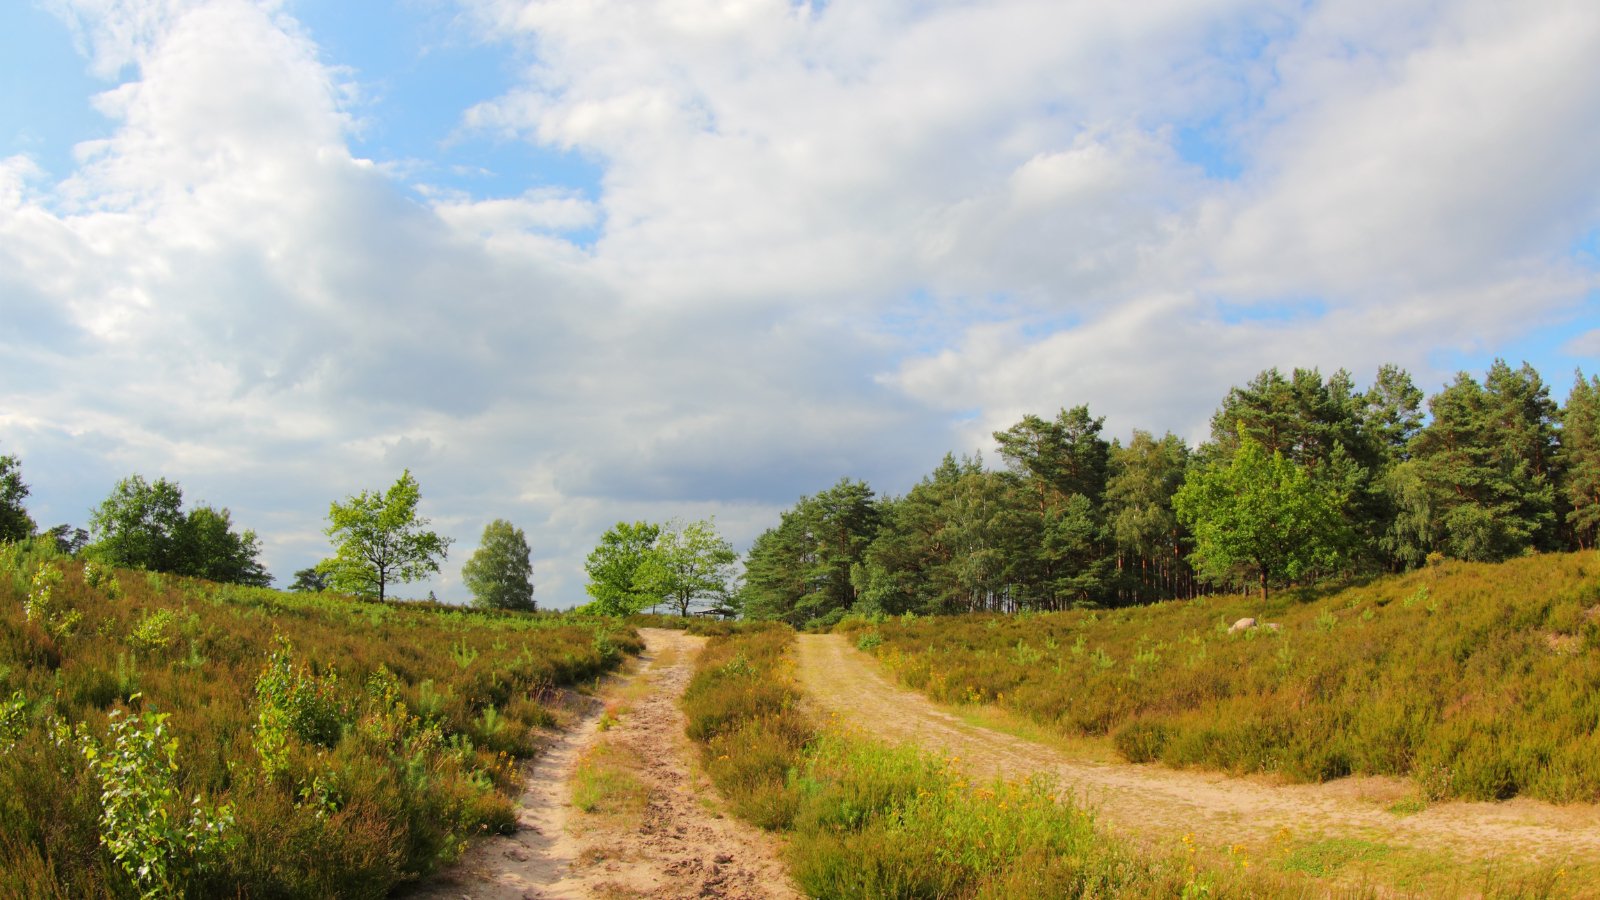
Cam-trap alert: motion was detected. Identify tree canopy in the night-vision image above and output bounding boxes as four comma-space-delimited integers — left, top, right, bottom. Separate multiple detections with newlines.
317, 470, 451, 601
462, 519, 536, 611
1173, 434, 1352, 600
584, 518, 736, 616
741, 478, 881, 627
87, 474, 271, 586
583, 520, 663, 616
288, 567, 330, 592
644, 519, 738, 617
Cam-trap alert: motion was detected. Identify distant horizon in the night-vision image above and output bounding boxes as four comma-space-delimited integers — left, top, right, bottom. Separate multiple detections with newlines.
2, 0, 1597, 607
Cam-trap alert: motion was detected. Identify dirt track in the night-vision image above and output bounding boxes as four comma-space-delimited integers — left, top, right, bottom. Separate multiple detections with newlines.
795, 633, 1600, 884
412, 629, 796, 900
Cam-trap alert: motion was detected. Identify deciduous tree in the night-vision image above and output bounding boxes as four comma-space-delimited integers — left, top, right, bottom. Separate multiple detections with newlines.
318, 470, 451, 601
643, 519, 737, 617
88, 475, 270, 585
462, 519, 535, 611
583, 521, 662, 616
1174, 434, 1352, 600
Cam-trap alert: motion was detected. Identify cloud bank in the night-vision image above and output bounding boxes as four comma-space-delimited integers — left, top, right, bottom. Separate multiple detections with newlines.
2, 0, 1596, 604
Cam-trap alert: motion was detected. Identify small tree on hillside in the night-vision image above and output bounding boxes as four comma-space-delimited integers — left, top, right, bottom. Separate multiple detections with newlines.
89, 475, 187, 572
289, 567, 330, 592
1173, 434, 1351, 600
462, 519, 535, 611
318, 470, 452, 602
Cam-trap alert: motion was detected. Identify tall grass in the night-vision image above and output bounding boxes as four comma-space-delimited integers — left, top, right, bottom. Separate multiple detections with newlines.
839, 552, 1600, 803
0, 536, 640, 897
681, 625, 1290, 898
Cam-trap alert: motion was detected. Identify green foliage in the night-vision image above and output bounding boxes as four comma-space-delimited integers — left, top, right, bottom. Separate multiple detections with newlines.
0, 449, 35, 543
1105, 430, 1193, 603
68, 704, 234, 899
1174, 433, 1352, 599
288, 566, 330, 592
253, 639, 348, 778
642, 518, 738, 617
584, 518, 737, 616
1392, 363, 1561, 564
0, 557, 640, 896
461, 519, 535, 611
1561, 369, 1600, 548
583, 520, 662, 615
845, 552, 1600, 803
88, 475, 270, 586
24, 562, 81, 639
741, 478, 881, 626
129, 608, 177, 653
318, 469, 452, 602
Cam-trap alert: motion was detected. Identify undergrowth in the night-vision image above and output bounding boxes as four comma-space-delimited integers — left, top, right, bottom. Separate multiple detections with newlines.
0, 536, 640, 898
836, 552, 1600, 804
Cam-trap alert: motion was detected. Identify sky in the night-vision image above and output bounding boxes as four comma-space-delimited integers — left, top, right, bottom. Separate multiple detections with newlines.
2, 0, 1598, 607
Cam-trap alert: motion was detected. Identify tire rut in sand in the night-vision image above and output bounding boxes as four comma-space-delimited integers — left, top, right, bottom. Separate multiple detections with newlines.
412, 628, 798, 900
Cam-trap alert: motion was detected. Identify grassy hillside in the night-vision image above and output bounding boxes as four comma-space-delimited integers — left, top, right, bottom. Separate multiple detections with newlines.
680, 625, 1298, 898
841, 552, 1600, 804
0, 537, 639, 898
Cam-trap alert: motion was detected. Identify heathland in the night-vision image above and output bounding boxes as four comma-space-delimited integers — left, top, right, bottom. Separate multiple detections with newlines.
0, 536, 637, 898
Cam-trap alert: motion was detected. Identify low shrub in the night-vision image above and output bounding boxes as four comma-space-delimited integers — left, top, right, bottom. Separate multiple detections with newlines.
852, 553, 1600, 803
0, 556, 639, 896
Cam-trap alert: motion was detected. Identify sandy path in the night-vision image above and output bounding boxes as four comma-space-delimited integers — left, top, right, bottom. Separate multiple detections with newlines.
412, 628, 798, 900
796, 633, 1600, 874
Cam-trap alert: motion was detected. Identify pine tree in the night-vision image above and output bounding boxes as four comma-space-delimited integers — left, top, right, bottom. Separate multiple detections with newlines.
1560, 370, 1600, 548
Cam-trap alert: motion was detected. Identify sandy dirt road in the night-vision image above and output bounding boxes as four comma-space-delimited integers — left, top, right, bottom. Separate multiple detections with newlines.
411, 628, 797, 900
795, 633, 1600, 889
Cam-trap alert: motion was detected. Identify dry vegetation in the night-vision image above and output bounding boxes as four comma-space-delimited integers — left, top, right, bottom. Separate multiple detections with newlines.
838, 552, 1600, 805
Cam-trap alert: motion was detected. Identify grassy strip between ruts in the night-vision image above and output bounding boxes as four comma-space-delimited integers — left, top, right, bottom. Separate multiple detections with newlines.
680, 623, 1319, 899
0, 537, 641, 899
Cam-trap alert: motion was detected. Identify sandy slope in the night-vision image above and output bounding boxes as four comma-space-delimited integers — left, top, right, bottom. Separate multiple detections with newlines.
410, 628, 797, 900
795, 632, 1600, 890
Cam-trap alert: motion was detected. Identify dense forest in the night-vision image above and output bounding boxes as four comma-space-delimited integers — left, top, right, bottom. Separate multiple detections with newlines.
740, 361, 1600, 627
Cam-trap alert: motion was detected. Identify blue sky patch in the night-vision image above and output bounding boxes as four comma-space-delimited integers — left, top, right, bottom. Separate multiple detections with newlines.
0, 3, 115, 180
291, 1, 605, 203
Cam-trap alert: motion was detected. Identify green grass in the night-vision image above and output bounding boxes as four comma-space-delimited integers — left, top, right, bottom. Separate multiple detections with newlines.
838, 552, 1600, 804
0, 537, 640, 898
1275, 838, 1393, 877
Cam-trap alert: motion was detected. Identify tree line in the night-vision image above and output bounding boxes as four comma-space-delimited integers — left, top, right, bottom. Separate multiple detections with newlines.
0, 461, 536, 611
740, 361, 1600, 626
